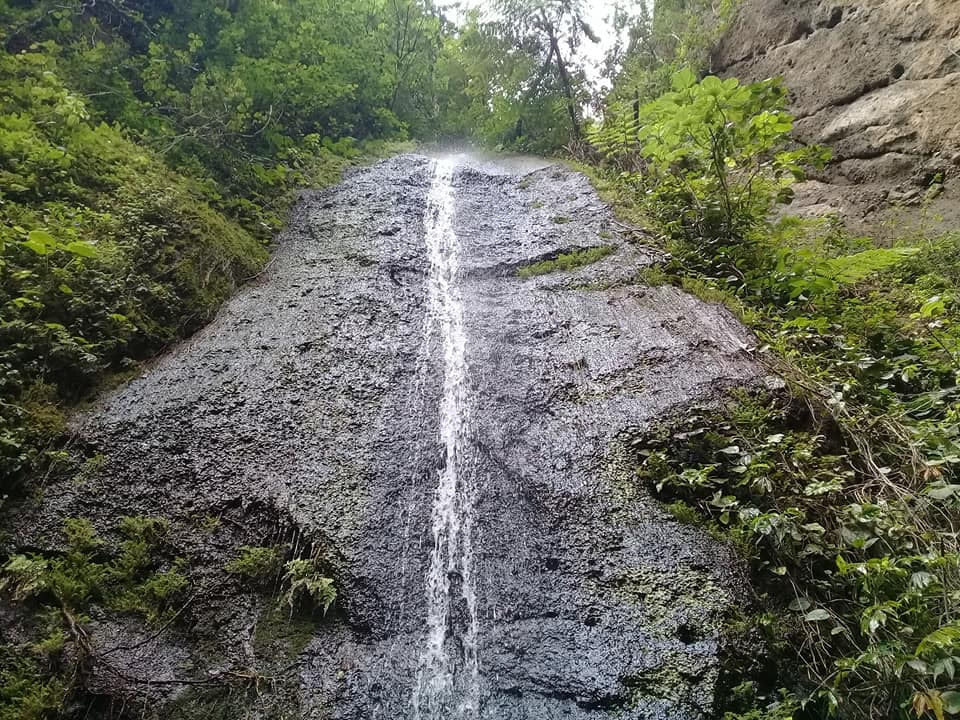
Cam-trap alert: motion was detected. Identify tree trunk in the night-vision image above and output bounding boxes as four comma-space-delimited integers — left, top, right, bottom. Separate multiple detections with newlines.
548, 34, 581, 140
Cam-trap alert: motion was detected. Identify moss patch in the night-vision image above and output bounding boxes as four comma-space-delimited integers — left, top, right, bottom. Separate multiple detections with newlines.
517, 245, 616, 278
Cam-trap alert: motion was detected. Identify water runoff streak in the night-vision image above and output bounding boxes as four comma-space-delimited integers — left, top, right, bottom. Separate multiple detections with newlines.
412, 156, 480, 719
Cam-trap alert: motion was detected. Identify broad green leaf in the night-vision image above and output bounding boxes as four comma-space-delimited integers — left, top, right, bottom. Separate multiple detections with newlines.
27, 229, 56, 247
917, 624, 960, 657
64, 241, 97, 258
942, 691, 960, 714
671, 67, 696, 92
22, 238, 51, 255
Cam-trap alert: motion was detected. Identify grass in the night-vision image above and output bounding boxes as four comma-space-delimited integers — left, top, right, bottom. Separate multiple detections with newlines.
517, 245, 616, 278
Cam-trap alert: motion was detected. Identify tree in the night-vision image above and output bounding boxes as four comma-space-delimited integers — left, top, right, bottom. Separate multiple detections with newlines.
492, 0, 598, 141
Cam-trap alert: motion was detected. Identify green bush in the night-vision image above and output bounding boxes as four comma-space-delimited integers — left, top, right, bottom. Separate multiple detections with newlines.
590, 69, 830, 269
589, 59, 960, 720
0, 48, 268, 495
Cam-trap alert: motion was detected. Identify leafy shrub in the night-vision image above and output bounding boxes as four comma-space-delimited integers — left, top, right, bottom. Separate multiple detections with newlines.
0, 49, 267, 495
637, 389, 960, 719
590, 69, 830, 273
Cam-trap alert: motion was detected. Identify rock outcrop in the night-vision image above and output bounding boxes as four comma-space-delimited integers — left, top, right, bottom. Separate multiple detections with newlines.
715, 0, 960, 234
4, 155, 761, 719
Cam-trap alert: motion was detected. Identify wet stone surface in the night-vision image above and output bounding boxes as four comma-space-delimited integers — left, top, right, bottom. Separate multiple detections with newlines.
5, 154, 763, 719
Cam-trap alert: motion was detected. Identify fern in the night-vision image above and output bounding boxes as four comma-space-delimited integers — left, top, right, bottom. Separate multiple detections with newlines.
916, 622, 960, 658
818, 247, 918, 284
281, 559, 336, 614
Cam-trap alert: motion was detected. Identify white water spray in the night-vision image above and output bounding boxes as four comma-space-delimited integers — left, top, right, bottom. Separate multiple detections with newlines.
412, 157, 480, 719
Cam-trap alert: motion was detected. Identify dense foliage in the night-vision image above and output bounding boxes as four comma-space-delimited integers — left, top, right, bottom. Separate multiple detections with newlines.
588, 46, 960, 720
0, 0, 452, 497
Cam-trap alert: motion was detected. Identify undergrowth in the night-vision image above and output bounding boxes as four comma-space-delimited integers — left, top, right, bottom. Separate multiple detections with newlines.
588, 69, 960, 719
0, 517, 188, 718
0, 522, 338, 719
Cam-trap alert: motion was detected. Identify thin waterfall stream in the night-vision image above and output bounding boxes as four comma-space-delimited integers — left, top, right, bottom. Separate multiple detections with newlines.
412, 156, 481, 719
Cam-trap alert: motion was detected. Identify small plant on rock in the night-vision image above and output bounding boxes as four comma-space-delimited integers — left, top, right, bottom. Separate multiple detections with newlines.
227, 545, 284, 581
281, 558, 336, 615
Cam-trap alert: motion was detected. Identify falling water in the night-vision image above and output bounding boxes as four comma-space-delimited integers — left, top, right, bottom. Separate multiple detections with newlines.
412, 156, 480, 719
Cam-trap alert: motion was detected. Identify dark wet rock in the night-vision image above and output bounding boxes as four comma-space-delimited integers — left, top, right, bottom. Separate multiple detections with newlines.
3, 153, 764, 719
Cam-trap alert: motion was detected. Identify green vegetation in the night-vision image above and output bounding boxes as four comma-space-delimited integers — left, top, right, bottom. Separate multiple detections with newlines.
590, 68, 830, 249
0, 516, 339, 719
0, 516, 188, 718
588, 54, 960, 720
281, 557, 337, 615
226, 545, 336, 616
227, 545, 284, 580
517, 245, 616, 278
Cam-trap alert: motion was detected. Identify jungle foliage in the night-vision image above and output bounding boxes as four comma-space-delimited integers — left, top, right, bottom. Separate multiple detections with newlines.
0, 0, 445, 497
587, 24, 960, 720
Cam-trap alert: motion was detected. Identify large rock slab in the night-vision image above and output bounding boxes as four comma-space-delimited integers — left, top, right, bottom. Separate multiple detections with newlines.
4, 154, 763, 719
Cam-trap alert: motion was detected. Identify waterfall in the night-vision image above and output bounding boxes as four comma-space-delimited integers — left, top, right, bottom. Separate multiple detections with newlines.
412, 156, 480, 719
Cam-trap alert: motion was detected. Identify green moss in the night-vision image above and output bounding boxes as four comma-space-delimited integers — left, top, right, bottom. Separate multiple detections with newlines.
517, 245, 616, 278
73, 453, 106, 484
636, 265, 671, 287
0, 652, 67, 720
662, 500, 703, 526
621, 649, 707, 706
0, 516, 193, 718
551, 215, 572, 224
253, 605, 316, 659
227, 546, 284, 580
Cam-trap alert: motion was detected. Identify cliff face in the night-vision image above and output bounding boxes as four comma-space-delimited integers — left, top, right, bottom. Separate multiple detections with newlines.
714, 0, 960, 232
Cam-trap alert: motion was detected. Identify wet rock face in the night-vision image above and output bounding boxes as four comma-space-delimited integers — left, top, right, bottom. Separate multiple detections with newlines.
715, 0, 960, 233
5, 155, 762, 718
